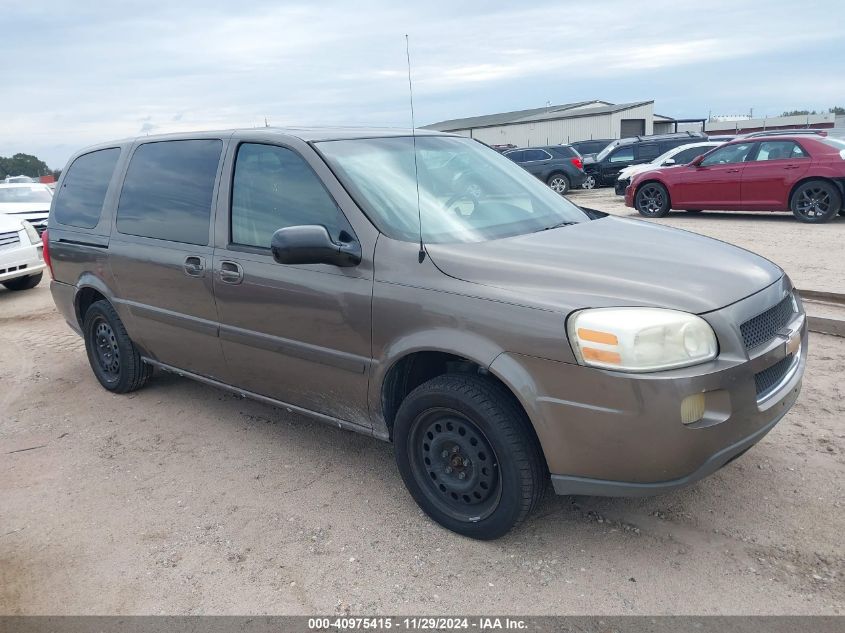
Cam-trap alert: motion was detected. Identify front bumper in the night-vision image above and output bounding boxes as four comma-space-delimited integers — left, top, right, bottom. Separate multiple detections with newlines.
492, 277, 807, 497
0, 237, 45, 283
614, 178, 630, 195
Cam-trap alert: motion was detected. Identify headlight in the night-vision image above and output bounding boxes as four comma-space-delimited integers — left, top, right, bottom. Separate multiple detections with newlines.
567, 307, 718, 372
21, 220, 40, 245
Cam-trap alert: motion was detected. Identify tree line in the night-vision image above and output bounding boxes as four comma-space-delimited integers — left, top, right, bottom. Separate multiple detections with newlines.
780, 106, 845, 116
0, 153, 61, 180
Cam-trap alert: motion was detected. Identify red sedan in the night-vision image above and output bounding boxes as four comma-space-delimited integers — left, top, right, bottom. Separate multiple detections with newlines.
625, 135, 845, 223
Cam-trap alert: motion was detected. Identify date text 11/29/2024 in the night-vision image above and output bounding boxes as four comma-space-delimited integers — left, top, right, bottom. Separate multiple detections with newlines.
308, 617, 527, 630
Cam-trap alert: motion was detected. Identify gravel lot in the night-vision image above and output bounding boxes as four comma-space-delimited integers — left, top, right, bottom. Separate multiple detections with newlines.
1, 199, 844, 615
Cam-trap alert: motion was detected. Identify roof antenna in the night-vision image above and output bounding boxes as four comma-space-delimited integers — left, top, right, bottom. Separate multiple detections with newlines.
405, 34, 425, 263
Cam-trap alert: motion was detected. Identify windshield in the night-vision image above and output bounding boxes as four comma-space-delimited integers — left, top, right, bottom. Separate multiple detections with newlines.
0, 185, 53, 203
316, 136, 589, 243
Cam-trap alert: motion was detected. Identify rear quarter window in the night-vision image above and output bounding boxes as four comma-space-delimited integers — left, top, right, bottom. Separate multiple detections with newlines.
53, 148, 121, 228
116, 139, 222, 245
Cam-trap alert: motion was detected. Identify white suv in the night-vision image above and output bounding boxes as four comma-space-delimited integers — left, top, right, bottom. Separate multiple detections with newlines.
614, 141, 722, 195
0, 215, 45, 291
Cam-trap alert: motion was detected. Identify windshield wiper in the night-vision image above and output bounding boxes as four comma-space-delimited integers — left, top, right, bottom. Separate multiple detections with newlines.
540, 220, 577, 231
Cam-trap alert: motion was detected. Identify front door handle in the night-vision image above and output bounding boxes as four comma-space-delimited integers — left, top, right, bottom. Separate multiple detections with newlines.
219, 261, 244, 284
726, 168, 741, 173
784, 164, 801, 170
183, 256, 205, 277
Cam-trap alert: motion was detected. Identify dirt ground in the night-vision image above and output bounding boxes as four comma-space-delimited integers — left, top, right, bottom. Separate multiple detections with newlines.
1, 201, 844, 614
570, 188, 845, 295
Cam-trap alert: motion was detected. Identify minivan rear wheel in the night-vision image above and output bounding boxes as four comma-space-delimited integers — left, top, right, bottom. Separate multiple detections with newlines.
83, 300, 152, 393
635, 182, 671, 217
393, 374, 545, 540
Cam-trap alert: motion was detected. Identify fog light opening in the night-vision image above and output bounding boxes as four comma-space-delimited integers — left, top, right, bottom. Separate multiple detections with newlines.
681, 393, 706, 425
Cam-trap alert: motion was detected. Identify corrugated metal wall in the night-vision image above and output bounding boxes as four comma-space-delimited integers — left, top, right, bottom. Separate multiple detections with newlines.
449, 103, 656, 147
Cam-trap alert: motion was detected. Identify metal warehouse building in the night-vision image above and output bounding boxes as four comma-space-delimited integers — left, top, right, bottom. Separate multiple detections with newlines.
423, 100, 676, 147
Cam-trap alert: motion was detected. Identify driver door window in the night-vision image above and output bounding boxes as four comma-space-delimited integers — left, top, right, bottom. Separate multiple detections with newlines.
609, 147, 634, 163
231, 143, 351, 248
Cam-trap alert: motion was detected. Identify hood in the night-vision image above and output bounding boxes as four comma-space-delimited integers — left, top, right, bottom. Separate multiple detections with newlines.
0, 213, 25, 233
618, 163, 655, 179
425, 216, 782, 315
0, 202, 51, 214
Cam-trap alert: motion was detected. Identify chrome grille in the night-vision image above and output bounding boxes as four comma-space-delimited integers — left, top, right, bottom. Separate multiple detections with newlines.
740, 295, 795, 350
754, 354, 795, 397
0, 230, 20, 249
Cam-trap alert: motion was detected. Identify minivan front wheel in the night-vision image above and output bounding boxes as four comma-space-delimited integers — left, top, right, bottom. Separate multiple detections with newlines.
83, 300, 151, 393
393, 374, 545, 540
635, 182, 671, 217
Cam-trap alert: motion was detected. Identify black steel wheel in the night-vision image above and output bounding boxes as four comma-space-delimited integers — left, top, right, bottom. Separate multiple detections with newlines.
635, 182, 671, 217
547, 173, 570, 195
790, 180, 841, 223
83, 300, 152, 393
393, 374, 546, 540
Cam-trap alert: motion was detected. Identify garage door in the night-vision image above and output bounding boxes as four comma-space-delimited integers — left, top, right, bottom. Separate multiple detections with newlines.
620, 118, 645, 137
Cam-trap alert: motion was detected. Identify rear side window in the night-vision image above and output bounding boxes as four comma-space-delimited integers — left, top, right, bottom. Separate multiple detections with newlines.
231, 143, 351, 248
754, 141, 808, 161
504, 150, 525, 162
116, 139, 222, 245
523, 149, 551, 161
637, 144, 660, 161
54, 148, 120, 228
550, 147, 576, 158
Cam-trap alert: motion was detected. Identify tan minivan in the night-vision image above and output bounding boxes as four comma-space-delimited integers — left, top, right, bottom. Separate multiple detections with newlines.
47, 128, 806, 538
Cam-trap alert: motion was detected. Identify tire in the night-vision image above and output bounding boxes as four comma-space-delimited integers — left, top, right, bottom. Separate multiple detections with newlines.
547, 173, 570, 195
635, 182, 671, 218
790, 180, 841, 223
581, 173, 597, 189
393, 373, 546, 540
83, 300, 152, 393
2, 272, 42, 291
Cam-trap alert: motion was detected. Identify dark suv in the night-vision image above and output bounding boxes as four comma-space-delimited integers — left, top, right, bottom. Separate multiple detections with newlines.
504, 145, 586, 194
45, 128, 806, 539
582, 131, 708, 189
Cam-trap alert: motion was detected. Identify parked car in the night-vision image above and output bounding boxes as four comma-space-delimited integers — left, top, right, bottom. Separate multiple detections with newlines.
582, 131, 708, 189
0, 182, 54, 234
504, 145, 586, 194
614, 141, 723, 195
626, 135, 845, 223
568, 139, 613, 158
3, 175, 37, 183
47, 128, 806, 539
0, 215, 45, 291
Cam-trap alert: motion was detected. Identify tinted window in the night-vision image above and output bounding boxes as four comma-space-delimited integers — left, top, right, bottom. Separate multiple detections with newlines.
700, 142, 754, 166
504, 150, 525, 162
549, 146, 577, 158
755, 141, 808, 161
522, 149, 550, 161
672, 146, 710, 164
54, 148, 120, 228
638, 144, 660, 161
116, 140, 222, 245
231, 143, 350, 248
608, 147, 634, 163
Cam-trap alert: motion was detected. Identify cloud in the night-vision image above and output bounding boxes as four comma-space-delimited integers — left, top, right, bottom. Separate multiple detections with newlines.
0, 0, 840, 167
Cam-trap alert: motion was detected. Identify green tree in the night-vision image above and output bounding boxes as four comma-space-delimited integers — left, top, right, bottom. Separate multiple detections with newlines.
830, 106, 845, 115
0, 153, 52, 179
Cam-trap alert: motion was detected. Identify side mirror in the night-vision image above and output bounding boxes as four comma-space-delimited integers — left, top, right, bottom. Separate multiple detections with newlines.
662, 158, 676, 166
690, 156, 705, 167
270, 225, 361, 268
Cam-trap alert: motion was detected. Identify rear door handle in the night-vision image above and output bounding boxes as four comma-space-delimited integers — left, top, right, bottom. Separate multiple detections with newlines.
784, 164, 801, 170
183, 256, 205, 277
219, 261, 244, 284
726, 168, 741, 173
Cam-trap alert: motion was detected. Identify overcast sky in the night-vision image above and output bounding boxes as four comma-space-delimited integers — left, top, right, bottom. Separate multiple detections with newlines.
2, 0, 842, 168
